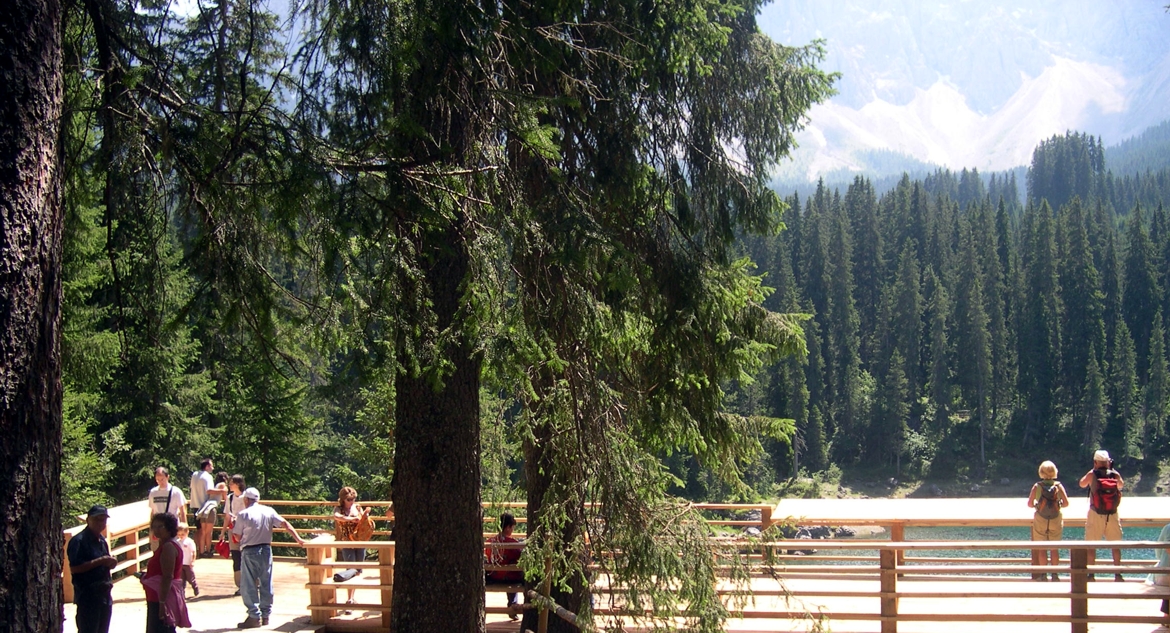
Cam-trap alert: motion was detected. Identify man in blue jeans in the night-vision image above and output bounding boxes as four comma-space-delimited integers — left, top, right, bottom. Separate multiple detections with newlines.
231, 487, 306, 629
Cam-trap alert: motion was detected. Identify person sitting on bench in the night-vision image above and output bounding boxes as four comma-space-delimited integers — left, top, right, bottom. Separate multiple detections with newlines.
485, 513, 524, 620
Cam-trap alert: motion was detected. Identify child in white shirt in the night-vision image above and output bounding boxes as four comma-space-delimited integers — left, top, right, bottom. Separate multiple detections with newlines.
177, 523, 199, 596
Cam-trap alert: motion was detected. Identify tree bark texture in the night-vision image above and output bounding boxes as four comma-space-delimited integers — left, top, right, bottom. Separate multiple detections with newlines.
390, 220, 484, 633
0, 0, 65, 631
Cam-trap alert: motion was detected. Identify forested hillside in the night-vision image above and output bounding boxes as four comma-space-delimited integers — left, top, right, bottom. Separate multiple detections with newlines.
726, 132, 1170, 493
1107, 121, 1170, 177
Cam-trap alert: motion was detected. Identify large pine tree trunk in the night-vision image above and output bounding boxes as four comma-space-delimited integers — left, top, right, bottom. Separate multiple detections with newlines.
390, 220, 484, 633
0, 1, 65, 631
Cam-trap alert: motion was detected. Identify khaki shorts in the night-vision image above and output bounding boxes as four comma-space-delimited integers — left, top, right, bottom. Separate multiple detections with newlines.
1084, 510, 1122, 540
1031, 513, 1063, 541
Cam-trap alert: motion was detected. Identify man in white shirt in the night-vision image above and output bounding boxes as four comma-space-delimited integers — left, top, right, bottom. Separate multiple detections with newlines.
188, 458, 220, 557
232, 487, 305, 629
146, 466, 187, 551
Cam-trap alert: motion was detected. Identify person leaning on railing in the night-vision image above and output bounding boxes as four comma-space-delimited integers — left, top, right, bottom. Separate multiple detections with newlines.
232, 487, 306, 629
332, 486, 373, 612
1027, 460, 1069, 581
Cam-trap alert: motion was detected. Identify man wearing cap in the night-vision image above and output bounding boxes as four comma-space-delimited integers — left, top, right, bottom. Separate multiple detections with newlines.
1079, 449, 1125, 581
232, 487, 306, 629
67, 505, 118, 633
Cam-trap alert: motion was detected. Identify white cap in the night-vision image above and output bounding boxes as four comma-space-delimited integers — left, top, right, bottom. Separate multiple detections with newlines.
243, 487, 261, 501
1093, 450, 1111, 463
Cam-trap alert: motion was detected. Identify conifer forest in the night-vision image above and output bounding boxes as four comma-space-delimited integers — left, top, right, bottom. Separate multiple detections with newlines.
3, 1, 1170, 632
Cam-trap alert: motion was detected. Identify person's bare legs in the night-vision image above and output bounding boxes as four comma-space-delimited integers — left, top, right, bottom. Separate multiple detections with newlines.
1049, 549, 1060, 580
1113, 547, 1124, 581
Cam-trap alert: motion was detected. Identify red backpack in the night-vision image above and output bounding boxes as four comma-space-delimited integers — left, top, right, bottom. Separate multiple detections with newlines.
1091, 472, 1121, 515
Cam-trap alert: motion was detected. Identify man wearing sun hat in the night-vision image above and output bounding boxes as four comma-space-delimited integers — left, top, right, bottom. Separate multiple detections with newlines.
232, 487, 306, 629
67, 505, 118, 633
1079, 449, 1125, 581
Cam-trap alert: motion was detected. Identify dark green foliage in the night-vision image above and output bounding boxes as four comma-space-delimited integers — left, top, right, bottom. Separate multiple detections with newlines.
1143, 312, 1170, 457
1124, 204, 1162, 376
747, 126, 1170, 477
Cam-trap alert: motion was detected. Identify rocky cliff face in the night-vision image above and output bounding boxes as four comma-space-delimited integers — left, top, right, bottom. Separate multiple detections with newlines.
759, 0, 1170, 179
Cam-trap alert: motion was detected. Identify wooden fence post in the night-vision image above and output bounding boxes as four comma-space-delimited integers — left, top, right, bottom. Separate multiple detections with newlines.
889, 522, 906, 566
1070, 547, 1088, 633
379, 544, 394, 629
880, 548, 898, 633
62, 535, 74, 603
760, 506, 773, 531
124, 528, 141, 573
307, 542, 331, 625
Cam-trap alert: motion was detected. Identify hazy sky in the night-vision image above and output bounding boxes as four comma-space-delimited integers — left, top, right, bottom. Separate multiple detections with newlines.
755, 1, 1170, 176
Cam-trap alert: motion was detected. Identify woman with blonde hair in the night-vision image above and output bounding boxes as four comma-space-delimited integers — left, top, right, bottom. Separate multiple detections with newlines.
333, 486, 372, 611
1027, 460, 1069, 581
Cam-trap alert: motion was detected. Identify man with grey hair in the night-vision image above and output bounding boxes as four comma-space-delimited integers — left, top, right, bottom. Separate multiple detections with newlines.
232, 487, 306, 628
1079, 449, 1124, 581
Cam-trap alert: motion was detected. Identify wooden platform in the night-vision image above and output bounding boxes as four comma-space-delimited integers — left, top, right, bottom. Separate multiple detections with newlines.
62, 556, 526, 633
62, 554, 1170, 633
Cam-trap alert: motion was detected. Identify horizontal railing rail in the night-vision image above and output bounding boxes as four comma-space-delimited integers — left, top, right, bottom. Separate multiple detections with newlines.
64, 497, 1170, 632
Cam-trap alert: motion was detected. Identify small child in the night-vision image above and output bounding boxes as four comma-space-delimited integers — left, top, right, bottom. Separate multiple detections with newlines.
1027, 460, 1069, 581
176, 523, 200, 596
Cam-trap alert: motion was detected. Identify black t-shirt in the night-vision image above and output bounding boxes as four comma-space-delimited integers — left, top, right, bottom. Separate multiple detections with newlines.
67, 528, 111, 597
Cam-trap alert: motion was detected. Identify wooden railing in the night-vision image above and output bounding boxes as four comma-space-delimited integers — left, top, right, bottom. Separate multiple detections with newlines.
680, 538, 1170, 633
303, 535, 396, 627
70, 497, 1170, 632
61, 501, 152, 603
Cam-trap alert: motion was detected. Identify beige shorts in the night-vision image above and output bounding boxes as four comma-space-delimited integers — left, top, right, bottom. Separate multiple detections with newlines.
1084, 510, 1122, 540
1031, 513, 1063, 541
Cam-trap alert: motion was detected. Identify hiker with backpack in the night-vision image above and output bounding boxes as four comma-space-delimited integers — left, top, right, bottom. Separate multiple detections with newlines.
1028, 460, 1069, 581
1079, 449, 1124, 581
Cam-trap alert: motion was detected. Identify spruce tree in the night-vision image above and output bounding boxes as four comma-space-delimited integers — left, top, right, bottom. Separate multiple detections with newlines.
1107, 319, 1141, 461
1058, 197, 1107, 414
826, 203, 865, 463
0, 1, 65, 628
1082, 344, 1108, 454
952, 225, 992, 470
924, 269, 952, 440
1123, 203, 1162, 377
874, 351, 911, 472
1143, 312, 1170, 458
890, 243, 924, 420
976, 201, 1015, 437
1017, 201, 1062, 449
845, 176, 883, 365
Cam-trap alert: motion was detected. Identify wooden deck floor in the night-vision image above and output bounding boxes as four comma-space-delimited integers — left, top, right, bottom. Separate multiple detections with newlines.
62, 556, 1170, 633
62, 557, 524, 633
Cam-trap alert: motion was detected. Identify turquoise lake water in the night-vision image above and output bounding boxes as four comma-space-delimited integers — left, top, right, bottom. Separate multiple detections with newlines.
815, 525, 1168, 578
900, 525, 1163, 560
